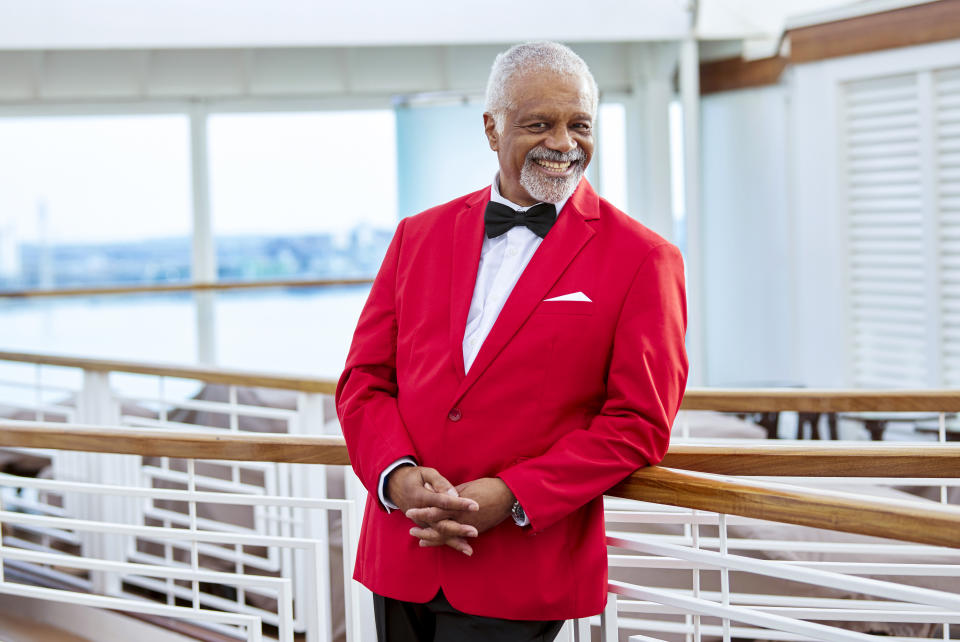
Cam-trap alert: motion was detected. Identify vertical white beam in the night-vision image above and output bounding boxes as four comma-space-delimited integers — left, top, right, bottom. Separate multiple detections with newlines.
623, 43, 679, 242
189, 103, 217, 365
680, 34, 705, 385
600, 593, 618, 642
77, 370, 124, 595
190, 103, 215, 284
643, 73, 676, 239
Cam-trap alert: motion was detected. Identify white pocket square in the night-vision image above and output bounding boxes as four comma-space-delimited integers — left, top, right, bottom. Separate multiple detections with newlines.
544, 291, 591, 302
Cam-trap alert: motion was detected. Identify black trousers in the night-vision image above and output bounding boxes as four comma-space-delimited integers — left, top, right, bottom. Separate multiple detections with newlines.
373, 590, 564, 642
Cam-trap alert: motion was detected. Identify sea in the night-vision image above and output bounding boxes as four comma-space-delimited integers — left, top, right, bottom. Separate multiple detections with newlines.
0, 286, 372, 392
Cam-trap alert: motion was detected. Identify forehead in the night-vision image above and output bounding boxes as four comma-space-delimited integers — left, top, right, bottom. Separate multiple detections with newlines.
506, 70, 595, 119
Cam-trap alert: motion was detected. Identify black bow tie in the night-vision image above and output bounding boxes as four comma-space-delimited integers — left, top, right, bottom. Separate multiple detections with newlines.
484, 201, 557, 239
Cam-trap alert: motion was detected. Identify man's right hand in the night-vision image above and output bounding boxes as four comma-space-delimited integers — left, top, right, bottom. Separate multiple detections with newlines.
386, 466, 480, 555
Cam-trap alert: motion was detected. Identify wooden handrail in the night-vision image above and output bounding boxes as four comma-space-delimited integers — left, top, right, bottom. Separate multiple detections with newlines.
3, 422, 959, 477
2, 349, 960, 412
0, 351, 337, 394
1, 422, 957, 549
0, 423, 352, 465
662, 443, 960, 477
682, 388, 960, 412
610, 467, 960, 550
0, 277, 374, 299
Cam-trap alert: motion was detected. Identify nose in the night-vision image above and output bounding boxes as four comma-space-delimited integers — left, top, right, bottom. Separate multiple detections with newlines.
545, 127, 576, 153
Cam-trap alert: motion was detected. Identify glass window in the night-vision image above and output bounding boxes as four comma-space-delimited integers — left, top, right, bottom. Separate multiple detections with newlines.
598, 102, 628, 212
0, 115, 192, 289
208, 111, 398, 280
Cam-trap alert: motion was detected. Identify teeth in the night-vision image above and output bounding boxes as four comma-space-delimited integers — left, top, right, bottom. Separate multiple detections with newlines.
535, 159, 571, 170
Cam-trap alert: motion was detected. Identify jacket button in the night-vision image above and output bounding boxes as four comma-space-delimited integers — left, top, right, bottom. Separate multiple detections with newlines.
447, 408, 462, 422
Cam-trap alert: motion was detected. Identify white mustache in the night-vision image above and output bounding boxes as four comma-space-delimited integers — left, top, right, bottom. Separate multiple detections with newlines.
526, 147, 585, 163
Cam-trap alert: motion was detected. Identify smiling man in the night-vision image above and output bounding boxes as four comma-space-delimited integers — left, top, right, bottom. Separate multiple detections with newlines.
336, 42, 689, 642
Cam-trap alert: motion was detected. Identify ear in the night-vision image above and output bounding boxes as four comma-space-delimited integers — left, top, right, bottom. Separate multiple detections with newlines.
483, 113, 499, 151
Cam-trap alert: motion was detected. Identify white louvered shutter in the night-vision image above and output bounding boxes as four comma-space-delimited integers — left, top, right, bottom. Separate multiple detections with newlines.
841, 65, 960, 388
842, 73, 929, 387
938, 68, 960, 386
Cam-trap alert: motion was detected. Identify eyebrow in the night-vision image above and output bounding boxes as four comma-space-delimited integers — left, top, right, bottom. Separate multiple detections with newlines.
520, 112, 594, 122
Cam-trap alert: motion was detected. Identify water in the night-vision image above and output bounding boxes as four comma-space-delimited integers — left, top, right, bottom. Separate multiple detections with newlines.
0, 286, 372, 381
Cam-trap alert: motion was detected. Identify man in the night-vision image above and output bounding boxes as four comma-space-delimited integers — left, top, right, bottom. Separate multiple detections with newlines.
336, 41, 688, 641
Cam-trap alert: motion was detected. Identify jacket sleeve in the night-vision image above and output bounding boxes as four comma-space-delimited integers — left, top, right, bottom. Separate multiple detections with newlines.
335, 218, 419, 501
497, 242, 688, 532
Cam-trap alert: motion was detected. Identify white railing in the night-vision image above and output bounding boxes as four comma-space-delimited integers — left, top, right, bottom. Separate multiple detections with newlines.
0, 350, 366, 642
0, 350, 959, 642
603, 479, 960, 642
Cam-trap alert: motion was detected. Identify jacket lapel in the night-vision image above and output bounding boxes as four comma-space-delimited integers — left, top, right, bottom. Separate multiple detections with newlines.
448, 189, 488, 379
452, 180, 600, 403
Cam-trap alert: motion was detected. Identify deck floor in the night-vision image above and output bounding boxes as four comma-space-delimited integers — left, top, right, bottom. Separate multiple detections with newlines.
0, 611, 91, 642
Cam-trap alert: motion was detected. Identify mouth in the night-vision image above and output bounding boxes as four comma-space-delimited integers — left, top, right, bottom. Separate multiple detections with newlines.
533, 158, 573, 175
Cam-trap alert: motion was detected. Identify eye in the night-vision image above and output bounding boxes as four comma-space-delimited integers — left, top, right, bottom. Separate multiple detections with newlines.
526, 122, 549, 131
572, 122, 592, 132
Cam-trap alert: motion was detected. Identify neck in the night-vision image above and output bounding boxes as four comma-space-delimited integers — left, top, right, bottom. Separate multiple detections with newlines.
496, 175, 537, 207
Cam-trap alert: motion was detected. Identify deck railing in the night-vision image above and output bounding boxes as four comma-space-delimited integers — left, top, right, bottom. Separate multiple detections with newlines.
0, 349, 958, 641
0, 278, 375, 300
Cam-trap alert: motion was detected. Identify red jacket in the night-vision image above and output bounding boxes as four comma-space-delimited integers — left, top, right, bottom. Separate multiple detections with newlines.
336, 180, 688, 620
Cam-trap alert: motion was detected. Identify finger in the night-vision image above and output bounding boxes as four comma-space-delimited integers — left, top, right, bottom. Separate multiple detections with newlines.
417, 537, 473, 556
443, 537, 473, 556
409, 526, 444, 544
410, 527, 473, 556
419, 468, 457, 495
419, 470, 479, 512
418, 539, 443, 548
408, 512, 477, 538
433, 518, 478, 539
416, 538, 473, 555
405, 507, 454, 524
413, 487, 479, 512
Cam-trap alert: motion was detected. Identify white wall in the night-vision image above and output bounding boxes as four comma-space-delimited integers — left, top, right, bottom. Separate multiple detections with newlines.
700, 85, 796, 386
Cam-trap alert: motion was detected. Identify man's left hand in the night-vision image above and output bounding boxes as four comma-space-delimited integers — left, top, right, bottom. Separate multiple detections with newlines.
407, 477, 515, 551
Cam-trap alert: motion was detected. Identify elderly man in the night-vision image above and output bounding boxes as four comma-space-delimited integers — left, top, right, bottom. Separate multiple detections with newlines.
336, 41, 688, 642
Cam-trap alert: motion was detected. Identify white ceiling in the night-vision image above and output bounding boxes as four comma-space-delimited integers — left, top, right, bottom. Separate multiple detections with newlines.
0, 0, 691, 49
0, 0, 933, 51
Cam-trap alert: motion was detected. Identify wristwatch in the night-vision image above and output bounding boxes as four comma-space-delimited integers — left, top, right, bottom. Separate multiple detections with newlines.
510, 499, 526, 526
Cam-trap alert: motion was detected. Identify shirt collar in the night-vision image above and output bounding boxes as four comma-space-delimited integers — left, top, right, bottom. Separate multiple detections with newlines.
490, 173, 570, 216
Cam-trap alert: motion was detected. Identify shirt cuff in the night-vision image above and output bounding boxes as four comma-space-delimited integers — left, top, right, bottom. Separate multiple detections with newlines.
378, 457, 417, 511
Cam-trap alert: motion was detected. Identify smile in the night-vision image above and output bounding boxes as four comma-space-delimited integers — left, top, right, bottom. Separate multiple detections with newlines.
533, 158, 573, 174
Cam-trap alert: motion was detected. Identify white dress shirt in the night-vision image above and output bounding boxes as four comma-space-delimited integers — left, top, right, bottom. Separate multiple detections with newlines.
378, 175, 569, 512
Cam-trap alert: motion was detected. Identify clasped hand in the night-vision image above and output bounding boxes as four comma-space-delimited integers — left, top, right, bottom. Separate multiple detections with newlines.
387, 466, 514, 556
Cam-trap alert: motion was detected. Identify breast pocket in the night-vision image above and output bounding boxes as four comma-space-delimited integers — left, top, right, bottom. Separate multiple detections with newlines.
535, 300, 594, 316
528, 297, 607, 409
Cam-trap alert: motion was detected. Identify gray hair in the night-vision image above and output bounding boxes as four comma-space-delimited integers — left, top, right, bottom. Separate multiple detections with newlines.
484, 41, 599, 134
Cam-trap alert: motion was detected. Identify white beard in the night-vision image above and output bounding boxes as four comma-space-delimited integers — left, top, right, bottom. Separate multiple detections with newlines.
519, 148, 586, 203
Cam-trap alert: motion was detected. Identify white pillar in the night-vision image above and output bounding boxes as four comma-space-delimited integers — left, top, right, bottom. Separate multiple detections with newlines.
624, 43, 679, 242
679, 35, 705, 386
189, 103, 217, 365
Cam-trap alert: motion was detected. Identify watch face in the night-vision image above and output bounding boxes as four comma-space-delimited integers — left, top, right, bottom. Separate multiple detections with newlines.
511, 500, 525, 525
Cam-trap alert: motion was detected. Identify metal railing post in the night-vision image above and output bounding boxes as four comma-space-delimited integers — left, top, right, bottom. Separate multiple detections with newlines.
296, 392, 332, 642
600, 593, 618, 642
76, 368, 127, 595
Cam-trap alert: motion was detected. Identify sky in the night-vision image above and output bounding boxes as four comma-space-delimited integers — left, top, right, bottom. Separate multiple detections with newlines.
0, 110, 398, 244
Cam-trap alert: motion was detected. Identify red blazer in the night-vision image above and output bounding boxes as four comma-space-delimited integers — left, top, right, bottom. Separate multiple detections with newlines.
336, 180, 688, 621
